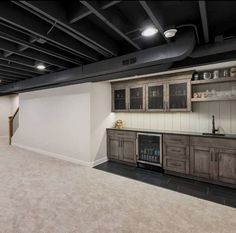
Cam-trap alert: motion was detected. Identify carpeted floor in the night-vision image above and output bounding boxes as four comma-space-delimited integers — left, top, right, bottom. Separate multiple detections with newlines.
0, 138, 235, 233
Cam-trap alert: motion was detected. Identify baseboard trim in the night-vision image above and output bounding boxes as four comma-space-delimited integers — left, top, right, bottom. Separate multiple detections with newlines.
92, 156, 108, 167
12, 143, 106, 167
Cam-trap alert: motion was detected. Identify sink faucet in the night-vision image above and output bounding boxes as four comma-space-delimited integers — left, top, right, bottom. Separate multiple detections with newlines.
212, 115, 219, 134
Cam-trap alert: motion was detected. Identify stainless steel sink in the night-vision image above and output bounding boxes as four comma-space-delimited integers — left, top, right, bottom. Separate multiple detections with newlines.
202, 133, 225, 137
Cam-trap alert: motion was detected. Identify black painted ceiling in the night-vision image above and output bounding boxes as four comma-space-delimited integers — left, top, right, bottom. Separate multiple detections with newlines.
0, 1, 235, 86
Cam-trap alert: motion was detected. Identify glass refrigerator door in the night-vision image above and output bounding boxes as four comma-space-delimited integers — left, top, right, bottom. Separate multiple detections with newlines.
138, 134, 161, 165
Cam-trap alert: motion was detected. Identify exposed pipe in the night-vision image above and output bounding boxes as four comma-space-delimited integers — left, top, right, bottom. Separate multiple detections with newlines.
176, 24, 200, 44
190, 37, 236, 58
0, 28, 196, 94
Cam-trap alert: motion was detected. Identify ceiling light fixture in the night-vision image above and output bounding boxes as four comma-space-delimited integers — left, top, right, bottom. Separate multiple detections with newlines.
141, 27, 158, 37
164, 29, 177, 38
36, 64, 46, 70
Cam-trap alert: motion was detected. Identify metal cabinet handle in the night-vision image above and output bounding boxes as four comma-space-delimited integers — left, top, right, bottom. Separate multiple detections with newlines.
211, 151, 213, 161
215, 153, 218, 162
169, 149, 182, 153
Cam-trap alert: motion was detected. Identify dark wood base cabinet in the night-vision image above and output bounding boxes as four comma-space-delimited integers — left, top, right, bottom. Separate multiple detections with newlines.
107, 129, 236, 189
107, 130, 137, 165
162, 135, 236, 188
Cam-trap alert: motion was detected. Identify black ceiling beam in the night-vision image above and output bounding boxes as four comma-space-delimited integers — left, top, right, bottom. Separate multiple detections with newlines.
0, 66, 35, 77
0, 52, 53, 72
0, 37, 71, 69
0, 60, 47, 75
13, 1, 118, 57
70, 1, 121, 24
0, 1, 100, 62
0, 29, 196, 94
81, 1, 141, 50
198, 1, 210, 43
0, 26, 82, 66
0, 75, 23, 81
139, 1, 169, 43
0, 70, 29, 79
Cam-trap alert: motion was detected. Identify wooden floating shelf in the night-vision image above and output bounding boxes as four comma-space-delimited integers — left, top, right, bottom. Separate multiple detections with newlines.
191, 76, 236, 85
191, 96, 236, 102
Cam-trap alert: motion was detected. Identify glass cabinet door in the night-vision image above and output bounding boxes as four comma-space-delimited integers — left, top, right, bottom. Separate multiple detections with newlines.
167, 80, 191, 111
146, 83, 164, 111
113, 88, 127, 111
129, 85, 145, 111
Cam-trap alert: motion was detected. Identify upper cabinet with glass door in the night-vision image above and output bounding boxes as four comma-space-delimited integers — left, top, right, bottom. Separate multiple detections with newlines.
167, 79, 191, 111
129, 85, 145, 111
112, 87, 128, 112
146, 82, 165, 112
111, 72, 192, 112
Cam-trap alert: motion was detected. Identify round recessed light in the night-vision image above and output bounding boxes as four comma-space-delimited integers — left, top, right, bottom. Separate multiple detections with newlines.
36, 64, 46, 70
164, 29, 177, 38
141, 27, 158, 37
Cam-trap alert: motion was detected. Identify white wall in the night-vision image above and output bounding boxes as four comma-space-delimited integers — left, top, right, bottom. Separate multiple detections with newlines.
0, 95, 19, 136
12, 83, 115, 166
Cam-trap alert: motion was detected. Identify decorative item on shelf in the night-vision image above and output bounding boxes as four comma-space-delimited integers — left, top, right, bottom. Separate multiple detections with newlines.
192, 72, 199, 81
230, 67, 236, 77
203, 72, 212, 80
222, 69, 229, 78
213, 70, 219, 79
114, 119, 124, 129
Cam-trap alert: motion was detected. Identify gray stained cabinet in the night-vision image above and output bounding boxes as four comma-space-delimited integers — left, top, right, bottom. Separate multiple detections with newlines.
190, 137, 236, 185
190, 146, 214, 179
163, 134, 190, 174
217, 149, 236, 184
112, 73, 192, 112
107, 130, 136, 164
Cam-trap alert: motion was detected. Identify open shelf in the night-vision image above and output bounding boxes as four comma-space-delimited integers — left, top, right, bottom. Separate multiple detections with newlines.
191, 76, 236, 85
191, 96, 236, 102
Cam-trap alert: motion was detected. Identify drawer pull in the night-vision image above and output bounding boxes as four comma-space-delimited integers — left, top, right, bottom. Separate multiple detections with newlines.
170, 162, 182, 167
169, 149, 182, 153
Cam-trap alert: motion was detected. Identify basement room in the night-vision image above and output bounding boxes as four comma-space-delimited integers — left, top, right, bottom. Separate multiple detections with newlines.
0, 1, 236, 232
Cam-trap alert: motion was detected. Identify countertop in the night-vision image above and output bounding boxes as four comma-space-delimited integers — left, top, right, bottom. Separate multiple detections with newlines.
107, 127, 236, 139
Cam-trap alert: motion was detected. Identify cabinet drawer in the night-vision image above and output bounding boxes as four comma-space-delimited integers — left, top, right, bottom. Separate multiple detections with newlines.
107, 130, 136, 139
164, 158, 187, 174
164, 134, 189, 145
190, 136, 236, 149
166, 146, 187, 160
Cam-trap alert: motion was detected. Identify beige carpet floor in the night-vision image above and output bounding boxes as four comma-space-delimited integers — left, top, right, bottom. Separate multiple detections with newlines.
0, 137, 235, 233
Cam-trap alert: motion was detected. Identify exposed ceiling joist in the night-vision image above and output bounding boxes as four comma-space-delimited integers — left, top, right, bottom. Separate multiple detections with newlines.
0, 53, 53, 72
0, 66, 35, 77
0, 29, 195, 94
0, 1, 100, 62
0, 59, 46, 75
139, 1, 169, 43
0, 70, 29, 79
80, 1, 141, 50
0, 37, 72, 69
198, 1, 210, 43
13, 1, 118, 57
0, 75, 23, 81
0, 31, 81, 66
70, 1, 121, 24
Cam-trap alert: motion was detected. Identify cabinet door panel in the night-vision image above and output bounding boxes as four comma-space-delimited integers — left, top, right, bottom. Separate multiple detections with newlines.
122, 138, 136, 163
167, 79, 191, 112
112, 88, 128, 112
129, 85, 145, 111
146, 83, 164, 111
217, 149, 236, 184
108, 136, 120, 160
190, 146, 213, 179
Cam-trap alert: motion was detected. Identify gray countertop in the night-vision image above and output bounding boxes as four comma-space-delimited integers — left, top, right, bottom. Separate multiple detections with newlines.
107, 127, 236, 139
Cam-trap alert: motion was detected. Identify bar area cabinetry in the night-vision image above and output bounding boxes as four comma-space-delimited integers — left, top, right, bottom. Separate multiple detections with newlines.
112, 72, 192, 112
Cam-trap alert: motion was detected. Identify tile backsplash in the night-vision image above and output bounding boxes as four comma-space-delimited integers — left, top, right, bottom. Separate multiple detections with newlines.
115, 101, 236, 134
